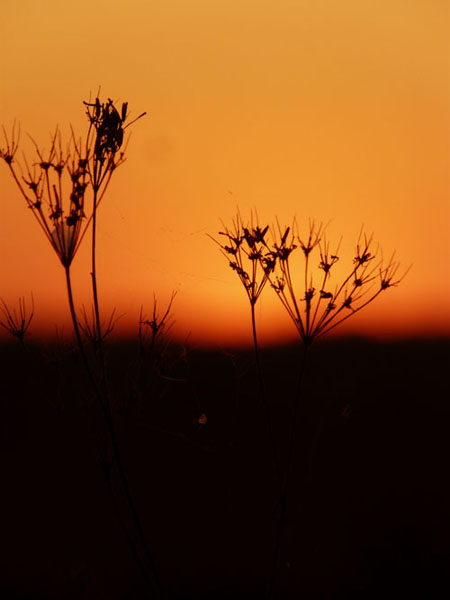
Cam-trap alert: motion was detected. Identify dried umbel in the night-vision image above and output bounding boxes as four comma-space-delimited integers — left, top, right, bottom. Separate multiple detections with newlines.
1, 127, 89, 266
81, 95, 146, 349
211, 212, 275, 307
213, 212, 409, 600
83, 96, 146, 195
211, 212, 281, 485
213, 213, 409, 346
85, 97, 127, 161
1, 97, 145, 267
268, 221, 408, 344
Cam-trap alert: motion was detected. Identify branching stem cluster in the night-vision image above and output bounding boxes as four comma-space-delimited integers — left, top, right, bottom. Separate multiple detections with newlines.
213, 211, 408, 597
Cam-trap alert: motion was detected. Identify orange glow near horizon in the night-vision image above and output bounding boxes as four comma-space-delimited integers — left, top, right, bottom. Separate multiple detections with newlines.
1, 0, 449, 347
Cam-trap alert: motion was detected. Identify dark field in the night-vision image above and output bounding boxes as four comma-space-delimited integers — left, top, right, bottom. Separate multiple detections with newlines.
1, 337, 449, 598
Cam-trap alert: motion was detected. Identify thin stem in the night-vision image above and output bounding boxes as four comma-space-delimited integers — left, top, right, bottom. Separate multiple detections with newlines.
310, 270, 329, 335
64, 265, 99, 395
268, 342, 309, 599
90, 185, 111, 410
251, 301, 281, 491
65, 265, 163, 597
283, 259, 306, 339
6, 163, 54, 244
305, 253, 311, 339
103, 401, 164, 598
319, 288, 383, 337
91, 189, 103, 348
104, 465, 158, 591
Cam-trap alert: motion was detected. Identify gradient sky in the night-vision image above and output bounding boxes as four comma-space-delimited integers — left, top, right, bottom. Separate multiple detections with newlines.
0, 0, 449, 346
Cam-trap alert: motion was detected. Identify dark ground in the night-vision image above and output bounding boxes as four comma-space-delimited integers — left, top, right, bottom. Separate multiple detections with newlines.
1, 337, 449, 598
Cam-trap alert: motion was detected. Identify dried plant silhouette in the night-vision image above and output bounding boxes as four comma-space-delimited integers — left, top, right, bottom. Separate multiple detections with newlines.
133, 292, 178, 411
0, 294, 34, 347
138, 293, 176, 373
268, 221, 406, 343
79, 305, 122, 351
1, 95, 418, 598
267, 220, 408, 598
82, 97, 145, 364
1, 97, 163, 597
213, 212, 409, 598
209, 213, 281, 488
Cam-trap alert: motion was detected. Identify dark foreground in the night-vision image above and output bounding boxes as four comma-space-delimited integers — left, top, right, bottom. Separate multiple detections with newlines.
1, 337, 449, 598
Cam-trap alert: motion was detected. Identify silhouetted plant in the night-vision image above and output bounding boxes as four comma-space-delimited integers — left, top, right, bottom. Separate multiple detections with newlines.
1, 97, 162, 598
82, 96, 145, 352
79, 305, 122, 352
1, 123, 94, 372
138, 292, 176, 365
210, 211, 281, 487
264, 220, 409, 597
131, 293, 178, 414
1, 90, 415, 598
0, 295, 34, 346
213, 212, 409, 598
268, 222, 406, 344
1, 126, 90, 268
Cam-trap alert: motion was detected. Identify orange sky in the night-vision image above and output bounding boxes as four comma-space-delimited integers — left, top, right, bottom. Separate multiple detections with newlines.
0, 0, 449, 346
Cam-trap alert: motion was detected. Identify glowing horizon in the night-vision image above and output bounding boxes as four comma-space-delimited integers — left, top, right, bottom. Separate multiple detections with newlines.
1, 0, 449, 347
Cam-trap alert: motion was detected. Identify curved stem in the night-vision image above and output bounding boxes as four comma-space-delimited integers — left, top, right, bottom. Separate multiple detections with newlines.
91, 191, 103, 350
64, 264, 99, 395
65, 265, 163, 597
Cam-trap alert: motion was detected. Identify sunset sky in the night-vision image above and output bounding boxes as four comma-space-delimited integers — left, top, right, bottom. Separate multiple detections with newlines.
0, 0, 448, 346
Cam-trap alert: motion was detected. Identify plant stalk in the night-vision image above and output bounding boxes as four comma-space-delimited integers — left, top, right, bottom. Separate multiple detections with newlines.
251, 301, 281, 491
65, 264, 163, 597
268, 342, 309, 599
